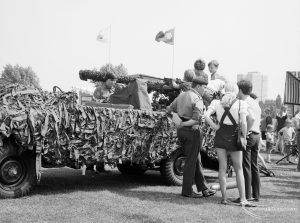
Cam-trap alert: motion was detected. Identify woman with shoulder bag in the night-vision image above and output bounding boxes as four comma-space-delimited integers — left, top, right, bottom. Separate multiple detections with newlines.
204, 82, 255, 207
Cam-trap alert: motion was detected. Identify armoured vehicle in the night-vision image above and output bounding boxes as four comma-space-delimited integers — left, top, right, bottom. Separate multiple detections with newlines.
0, 72, 220, 198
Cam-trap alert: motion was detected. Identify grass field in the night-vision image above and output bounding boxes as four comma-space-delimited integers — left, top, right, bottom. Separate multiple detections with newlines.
0, 153, 299, 223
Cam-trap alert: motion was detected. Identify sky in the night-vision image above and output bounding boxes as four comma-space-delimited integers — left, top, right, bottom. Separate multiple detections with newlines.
0, 0, 300, 99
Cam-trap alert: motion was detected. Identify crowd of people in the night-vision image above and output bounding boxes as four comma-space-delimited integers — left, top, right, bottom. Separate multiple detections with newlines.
167, 58, 300, 207
261, 105, 300, 166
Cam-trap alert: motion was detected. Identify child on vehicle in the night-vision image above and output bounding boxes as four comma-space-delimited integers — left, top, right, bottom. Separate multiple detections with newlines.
278, 119, 296, 163
266, 124, 275, 163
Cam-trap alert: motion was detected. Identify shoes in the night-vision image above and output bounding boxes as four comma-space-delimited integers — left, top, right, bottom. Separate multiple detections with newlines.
229, 197, 259, 203
202, 188, 217, 197
240, 200, 257, 207
247, 197, 259, 202
219, 199, 228, 205
182, 192, 203, 198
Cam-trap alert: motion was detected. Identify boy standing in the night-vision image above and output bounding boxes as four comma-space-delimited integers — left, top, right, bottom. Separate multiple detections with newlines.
266, 124, 275, 163
279, 119, 296, 163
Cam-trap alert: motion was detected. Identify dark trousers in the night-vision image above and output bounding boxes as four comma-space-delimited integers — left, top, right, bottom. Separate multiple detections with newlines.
243, 133, 261, 200
178, 127, 208, 196
297, 130, 300, 171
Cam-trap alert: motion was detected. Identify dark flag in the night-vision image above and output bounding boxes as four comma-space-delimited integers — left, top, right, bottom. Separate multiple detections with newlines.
284, 71, 300, 105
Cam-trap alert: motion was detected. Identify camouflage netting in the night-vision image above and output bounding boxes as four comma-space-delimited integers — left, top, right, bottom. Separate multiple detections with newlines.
0, 84, 178, 167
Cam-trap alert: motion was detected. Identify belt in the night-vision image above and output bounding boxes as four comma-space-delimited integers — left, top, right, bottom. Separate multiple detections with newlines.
249, 131, 260, 135
179, 116, 190, 122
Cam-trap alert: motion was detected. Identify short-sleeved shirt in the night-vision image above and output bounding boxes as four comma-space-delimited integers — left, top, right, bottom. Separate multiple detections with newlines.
266, 132, 275, 143
279, 127, 295, 144
169, 89, 204, 121
208, 99, 248, 125
245, 97, 262, 133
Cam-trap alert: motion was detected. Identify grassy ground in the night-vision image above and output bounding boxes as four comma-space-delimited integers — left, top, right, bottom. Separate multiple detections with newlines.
0, 153, 299, 223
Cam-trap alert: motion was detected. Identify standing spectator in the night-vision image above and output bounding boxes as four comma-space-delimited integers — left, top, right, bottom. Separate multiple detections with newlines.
275, 106, 288, 153
237, 80, 262, 202
167, 76, 216, 198
278, 119, 296, 163
260, 108, 273, 140
205, 82, 255, 207
250, 93, 268, 167
266, 124, 275, 163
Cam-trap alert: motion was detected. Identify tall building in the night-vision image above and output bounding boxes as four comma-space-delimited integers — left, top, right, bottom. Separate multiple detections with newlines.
237, 72, 268, 102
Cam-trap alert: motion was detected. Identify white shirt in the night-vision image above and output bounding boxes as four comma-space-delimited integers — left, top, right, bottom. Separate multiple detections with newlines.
279, 127, 295, 144
208, 99, 248, 125
207, 79, 225, 92
245, 96, 261, 133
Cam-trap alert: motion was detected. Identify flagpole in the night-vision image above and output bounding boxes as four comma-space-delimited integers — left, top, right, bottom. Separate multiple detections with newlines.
108, 25, 112, 71
171, 43, 175, 79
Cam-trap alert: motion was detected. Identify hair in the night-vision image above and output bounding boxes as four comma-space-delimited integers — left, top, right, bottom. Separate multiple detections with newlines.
208, 60, 219, 68
267, 124, 273, 130
221, 82, 238, 107
237, 80, 253, 95
105, 72, 117, 81
194, 59, 206, 71
183, 69, 195, 82
250, 92, 258, 99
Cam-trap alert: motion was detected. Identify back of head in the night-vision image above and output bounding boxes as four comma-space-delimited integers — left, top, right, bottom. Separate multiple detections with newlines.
221, 82, 238, 107
237, 79, 253, 95
194, 58, 206, 71
183, 69, 195, 82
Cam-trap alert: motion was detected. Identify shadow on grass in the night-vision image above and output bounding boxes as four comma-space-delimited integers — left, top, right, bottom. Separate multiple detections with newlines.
33, 167, 219, 205
268, 179, 300, 190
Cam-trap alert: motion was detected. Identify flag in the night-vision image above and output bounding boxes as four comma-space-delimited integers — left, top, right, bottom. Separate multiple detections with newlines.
96, 28, 109, 42
284, 71, 300, 105
155, 28, 175, 45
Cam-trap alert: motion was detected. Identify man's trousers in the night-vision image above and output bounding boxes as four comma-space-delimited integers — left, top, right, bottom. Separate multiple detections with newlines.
178, 127, 208, 196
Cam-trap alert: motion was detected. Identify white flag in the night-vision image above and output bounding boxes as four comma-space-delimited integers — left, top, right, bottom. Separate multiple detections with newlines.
155, 28, 175, 45
96, 28, 109, 42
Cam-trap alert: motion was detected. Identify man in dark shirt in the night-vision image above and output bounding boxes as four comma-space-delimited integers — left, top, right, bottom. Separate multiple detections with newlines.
167, 76, 216, 198
275, 106, 288, 153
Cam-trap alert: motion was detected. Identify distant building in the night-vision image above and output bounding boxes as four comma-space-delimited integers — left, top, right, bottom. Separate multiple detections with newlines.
237, 72, 268, 102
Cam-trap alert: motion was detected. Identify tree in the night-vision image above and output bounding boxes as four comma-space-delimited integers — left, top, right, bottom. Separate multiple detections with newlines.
275, 94, 282, 109
1, 64, 40, 88
99, 63, 128, 77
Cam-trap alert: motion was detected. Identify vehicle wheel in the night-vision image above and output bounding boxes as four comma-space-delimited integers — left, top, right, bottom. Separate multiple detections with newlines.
160, 148, 184, 186
117, 163, 147, 175
0, 141, 36, 198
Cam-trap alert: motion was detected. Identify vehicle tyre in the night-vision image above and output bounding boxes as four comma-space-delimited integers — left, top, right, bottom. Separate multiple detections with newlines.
117, 163, 147, 175
160, 147, 184, 186
0, 141, 36, 199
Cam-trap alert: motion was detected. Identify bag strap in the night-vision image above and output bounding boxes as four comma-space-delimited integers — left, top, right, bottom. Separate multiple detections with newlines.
219, 98, 238, 125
